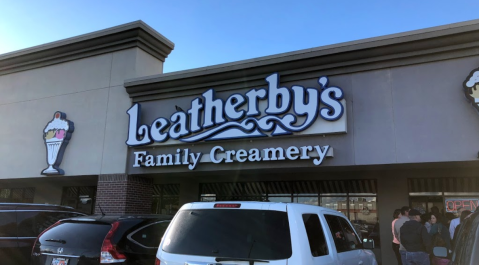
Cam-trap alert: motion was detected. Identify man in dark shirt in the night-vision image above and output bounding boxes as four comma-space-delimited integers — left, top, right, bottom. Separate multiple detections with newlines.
400, 209, 432, 265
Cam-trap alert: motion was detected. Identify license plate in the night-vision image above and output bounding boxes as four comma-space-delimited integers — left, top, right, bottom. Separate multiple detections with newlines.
51, 257, 69, 265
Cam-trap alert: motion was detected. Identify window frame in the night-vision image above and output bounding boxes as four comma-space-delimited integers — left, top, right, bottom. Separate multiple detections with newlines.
302, 213, 329, 257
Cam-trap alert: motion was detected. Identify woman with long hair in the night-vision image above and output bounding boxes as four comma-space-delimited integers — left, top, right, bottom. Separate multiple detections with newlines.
429, 213, 451, 265
391, 209, 402, 265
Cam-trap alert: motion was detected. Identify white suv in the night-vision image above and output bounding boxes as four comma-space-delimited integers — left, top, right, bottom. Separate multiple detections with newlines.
156, 202, 378, 265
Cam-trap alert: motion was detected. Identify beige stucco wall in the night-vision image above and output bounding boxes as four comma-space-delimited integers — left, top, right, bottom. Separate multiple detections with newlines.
0, 48, 163, 179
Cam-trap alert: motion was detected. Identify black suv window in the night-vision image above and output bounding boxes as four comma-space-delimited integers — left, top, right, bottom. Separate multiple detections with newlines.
17, 211, 83, 237
0, 212, 16, 237
325, 215, 361, 252
163, 209, 292, 260
129, 221, 170, 248
39, 222, 111, 249
302, 214, 328, 257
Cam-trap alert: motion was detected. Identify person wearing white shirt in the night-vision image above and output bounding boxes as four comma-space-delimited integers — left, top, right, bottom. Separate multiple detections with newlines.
449, 207, 465, 239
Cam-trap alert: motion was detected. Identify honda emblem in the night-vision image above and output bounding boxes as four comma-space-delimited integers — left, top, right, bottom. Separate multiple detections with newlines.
57, 247, 63, 254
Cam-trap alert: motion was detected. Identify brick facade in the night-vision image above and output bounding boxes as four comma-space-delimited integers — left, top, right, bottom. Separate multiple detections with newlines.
95, 174, 153, 214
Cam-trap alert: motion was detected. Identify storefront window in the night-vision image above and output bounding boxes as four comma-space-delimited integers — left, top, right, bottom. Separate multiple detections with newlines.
152, 184, 180, 215
320, 197, 348, 215
0, 188, 35, 203
60, 186, 96, 214
295, 197, 319, 205
408, 177, 479, 220
294, 181, 319, 206
200, 182, 267, 202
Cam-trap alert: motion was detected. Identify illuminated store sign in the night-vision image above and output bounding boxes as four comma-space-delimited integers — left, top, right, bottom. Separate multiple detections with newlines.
126, 73, 346, 146
133, 144, 332, 170
445, 198, 478, 213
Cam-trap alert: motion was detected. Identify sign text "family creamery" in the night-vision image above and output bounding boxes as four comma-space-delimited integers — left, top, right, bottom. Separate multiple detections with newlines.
133, 144, 332, 170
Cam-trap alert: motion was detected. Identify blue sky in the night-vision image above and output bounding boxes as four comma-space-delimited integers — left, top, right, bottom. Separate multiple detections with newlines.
1, 0, 479, 73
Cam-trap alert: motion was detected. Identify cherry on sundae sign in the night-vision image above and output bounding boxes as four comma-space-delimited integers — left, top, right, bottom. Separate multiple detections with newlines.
126, 73, 346, 146
41, 112, 74, 175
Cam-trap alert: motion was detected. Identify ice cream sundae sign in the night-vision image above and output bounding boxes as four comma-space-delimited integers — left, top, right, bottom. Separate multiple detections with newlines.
464, 68, 479, 112
41, 112, 74, 175
126, 73, 346, 146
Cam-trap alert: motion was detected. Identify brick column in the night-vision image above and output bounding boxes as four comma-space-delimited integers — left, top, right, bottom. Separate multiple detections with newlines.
95, 174, 153, 215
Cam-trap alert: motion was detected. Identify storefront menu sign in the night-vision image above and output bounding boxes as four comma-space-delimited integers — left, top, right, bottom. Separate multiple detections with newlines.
126, 73, 345, 146
445, 198, 478, 213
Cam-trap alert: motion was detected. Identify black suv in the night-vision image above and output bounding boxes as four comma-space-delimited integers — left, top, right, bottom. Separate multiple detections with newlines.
31, 214, 172, 265
0, 203, 85, 265
433, 210, 478, 264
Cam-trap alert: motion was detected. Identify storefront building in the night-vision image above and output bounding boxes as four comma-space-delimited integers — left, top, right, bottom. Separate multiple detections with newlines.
2, 20, 479, 262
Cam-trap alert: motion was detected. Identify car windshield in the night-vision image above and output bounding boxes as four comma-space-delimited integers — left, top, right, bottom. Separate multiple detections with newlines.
162, 209, 292, 260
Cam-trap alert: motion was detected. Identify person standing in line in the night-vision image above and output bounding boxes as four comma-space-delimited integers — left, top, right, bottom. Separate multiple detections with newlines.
392, 209, 403, 265
422, 213, 431, 232
400, 209, 432, 265
394, 206, 410, 265
430, 206, 447, 226
449, 207, 465, 239
429, 213, 451, 265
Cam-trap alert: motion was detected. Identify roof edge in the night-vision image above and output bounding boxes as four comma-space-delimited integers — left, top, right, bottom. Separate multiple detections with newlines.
0, 20, 175, 76
124, 18, 479, 100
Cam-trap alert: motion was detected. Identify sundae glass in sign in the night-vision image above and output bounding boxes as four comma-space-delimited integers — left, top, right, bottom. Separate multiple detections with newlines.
41, 112, 74, 175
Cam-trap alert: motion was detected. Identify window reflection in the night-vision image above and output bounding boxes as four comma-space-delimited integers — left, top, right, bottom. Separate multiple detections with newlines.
198, 180, 379, 250
320, 197, 348, 216
152, 184, 180, 215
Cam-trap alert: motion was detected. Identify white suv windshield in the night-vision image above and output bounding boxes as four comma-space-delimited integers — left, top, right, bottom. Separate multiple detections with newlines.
162, 209, 292, 260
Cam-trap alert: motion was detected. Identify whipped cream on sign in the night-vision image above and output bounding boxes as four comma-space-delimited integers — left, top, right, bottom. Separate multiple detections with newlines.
44, 117, 69, 133
466, 71, 479, 87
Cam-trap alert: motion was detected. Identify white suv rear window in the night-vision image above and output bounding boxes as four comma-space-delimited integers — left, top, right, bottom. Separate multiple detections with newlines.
163, 209, 292, 260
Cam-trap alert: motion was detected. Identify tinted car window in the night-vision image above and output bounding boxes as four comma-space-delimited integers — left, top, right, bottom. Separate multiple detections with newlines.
302, 214, 328, 257
163, 209, 292, 260
39, 222, 111, 249
17, 211, 83, 237
325, 215, 350, 253
0, 212, 16, 237
130, 221, 170, 248
338, 216, 361, 250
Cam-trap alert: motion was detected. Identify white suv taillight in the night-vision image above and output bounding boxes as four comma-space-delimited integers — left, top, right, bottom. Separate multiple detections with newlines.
155, 258, 161, 265
100, 221, 126, 263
